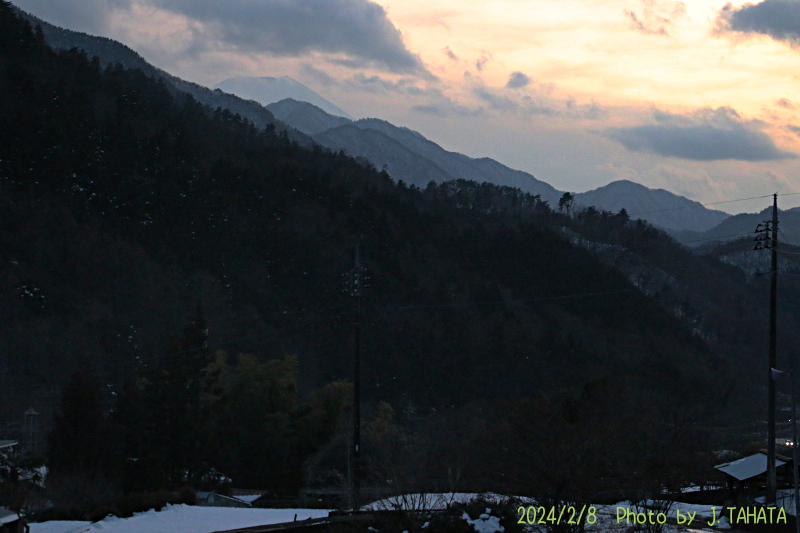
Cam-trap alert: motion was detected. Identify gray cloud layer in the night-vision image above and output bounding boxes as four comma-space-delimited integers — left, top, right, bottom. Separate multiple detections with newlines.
18, 0, 427, 75
716, 0, 800, 45
14, 0, 131, 34
609, 107, 794, 161
148, 0, 426, 74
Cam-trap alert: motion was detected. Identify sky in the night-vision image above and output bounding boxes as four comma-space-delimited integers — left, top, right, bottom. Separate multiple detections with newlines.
12, 0, 800, 214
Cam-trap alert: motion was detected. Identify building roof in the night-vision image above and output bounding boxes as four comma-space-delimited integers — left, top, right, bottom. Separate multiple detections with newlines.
715, 453, 786, 481
0, 440, 17, 450
0, 508, 19, 525
230, 489, 268, 503
196, 492, 252, 507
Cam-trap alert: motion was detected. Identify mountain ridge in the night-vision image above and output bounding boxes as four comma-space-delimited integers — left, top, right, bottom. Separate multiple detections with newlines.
675, 206, 800, 247
14, 6, 314, 146
17, 7, 734, 235
217, 76, 352, 119
575, 180, 731, 233
264, 98, 563, 204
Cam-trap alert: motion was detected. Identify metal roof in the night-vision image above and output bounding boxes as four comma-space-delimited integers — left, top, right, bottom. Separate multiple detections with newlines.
715, 453, 786, 481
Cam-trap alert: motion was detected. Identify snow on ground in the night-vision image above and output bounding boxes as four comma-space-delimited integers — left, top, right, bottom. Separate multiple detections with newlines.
30, 505, 330, 533
755, 489, 800, 516
463, 508, 505, 533
30, 496, 738, 533
30, 522, 92, 533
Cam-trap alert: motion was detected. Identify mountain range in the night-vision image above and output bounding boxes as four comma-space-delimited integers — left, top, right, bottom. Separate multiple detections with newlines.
674, 206, 800, 247
574, 180, 731, 234
14, 7, 314, 147
20, 5, 789, 238
216, 76, 352, 119
264, 98, 565, 205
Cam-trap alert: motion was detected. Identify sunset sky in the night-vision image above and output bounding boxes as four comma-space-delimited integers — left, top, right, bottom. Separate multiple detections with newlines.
13, 0, 800, 213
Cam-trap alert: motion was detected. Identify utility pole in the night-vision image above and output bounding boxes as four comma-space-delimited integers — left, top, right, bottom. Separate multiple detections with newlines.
757, 194, 779, 503
344, 243, 368, 510
769, 193, 779, 504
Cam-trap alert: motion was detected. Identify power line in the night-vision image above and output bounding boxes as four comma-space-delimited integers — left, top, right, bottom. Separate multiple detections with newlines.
628, 191, 800, 218
690, 240, 754, 253
677, 231, 755, 245
629, 194, 774, 217
780, 229, 797, 247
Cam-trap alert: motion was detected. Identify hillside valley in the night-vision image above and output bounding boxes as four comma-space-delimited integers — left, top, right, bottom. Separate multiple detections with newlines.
2, 1, 800, 515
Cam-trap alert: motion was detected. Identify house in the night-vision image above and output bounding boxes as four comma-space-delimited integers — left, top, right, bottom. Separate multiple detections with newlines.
715, 452, 793, 493
230, 488, 270, 505
195, 492, 252, 508
0, 508, 26, 533
0, 441, 17, 460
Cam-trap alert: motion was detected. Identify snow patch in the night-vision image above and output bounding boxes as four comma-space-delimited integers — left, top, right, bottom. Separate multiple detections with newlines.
463, 509, 504, 533
31, 505, 329, 533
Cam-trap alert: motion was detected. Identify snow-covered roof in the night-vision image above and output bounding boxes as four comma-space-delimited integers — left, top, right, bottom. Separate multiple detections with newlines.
715, 453, 786, 481
233, 495, 263, 504
0, 509, 19, 525
29, 504, 330, 533
230, 488, 268, 503
196, 492, 252, 508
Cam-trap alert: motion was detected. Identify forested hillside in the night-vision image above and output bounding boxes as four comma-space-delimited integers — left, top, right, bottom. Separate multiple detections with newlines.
1, 1, 797, 512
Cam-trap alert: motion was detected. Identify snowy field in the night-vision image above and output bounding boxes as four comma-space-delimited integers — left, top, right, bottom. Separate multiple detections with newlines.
29, 495, 734, 533
30, 505, 330, 533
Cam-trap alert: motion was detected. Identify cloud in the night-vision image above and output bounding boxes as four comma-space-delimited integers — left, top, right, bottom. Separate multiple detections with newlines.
300, 64, 336, 87
506, 71, 531, 89
625, 0, 687, 36
442, 46, 459, 61
474, 87, 518, 111
777, 98, 795, 109
345, 73, 458, 112
475, 51, 492, 71
14, 0, 131, 34
146, 0, 427, 74
473, 85, 559, 116
608, 107, 795, 161
787, 125, 800, 136
411, 100, 480, 118
715, 0, 800, 45
348, 72, 410, 93
412, 105, 447, 116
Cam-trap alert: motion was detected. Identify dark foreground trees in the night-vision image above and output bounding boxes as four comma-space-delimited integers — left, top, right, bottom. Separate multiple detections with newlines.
45, 318, 352, 516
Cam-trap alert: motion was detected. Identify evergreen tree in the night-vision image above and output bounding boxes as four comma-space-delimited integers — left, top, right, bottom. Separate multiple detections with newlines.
48, 370, 117, 478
